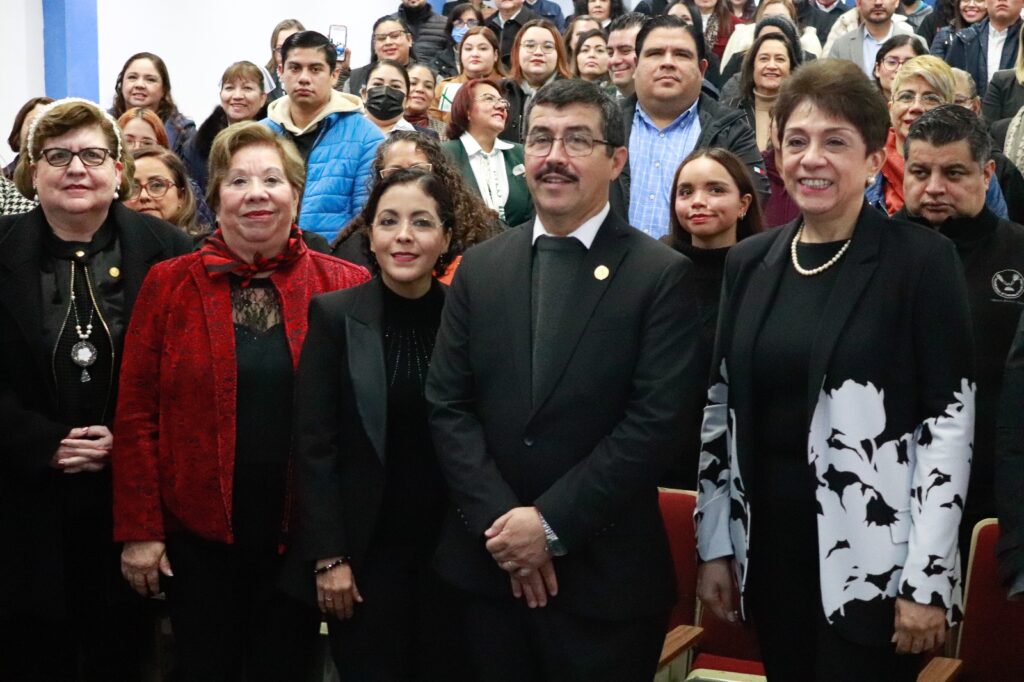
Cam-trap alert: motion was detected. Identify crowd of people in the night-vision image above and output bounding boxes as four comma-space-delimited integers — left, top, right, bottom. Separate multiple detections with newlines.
1, 0, 1024, 680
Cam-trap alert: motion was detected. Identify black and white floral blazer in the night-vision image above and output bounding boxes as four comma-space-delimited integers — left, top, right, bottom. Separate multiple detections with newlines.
695, 205, 976, 643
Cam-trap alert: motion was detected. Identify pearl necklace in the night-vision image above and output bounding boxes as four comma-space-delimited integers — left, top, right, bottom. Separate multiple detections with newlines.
790, 223, 852, 276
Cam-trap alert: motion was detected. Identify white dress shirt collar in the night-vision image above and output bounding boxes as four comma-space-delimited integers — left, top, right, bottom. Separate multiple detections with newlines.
531, 203, 610, 250
460, 132, 514, 156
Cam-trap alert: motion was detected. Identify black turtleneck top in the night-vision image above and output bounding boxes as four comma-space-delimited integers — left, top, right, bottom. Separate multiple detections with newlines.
662, 238, 731, 488
41, 217, 125, 426
375, 280, 449, 550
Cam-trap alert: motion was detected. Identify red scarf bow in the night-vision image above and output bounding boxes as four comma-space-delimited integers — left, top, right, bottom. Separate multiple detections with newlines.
200, 226, 307, 287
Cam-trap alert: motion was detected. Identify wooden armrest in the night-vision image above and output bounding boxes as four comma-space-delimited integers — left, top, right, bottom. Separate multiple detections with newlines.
659, 624, 704, 670
917, 656, 963, 682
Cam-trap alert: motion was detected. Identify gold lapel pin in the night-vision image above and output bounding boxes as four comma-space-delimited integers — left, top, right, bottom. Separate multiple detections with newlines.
594, 265, 609, 281
108, 266, 121, 278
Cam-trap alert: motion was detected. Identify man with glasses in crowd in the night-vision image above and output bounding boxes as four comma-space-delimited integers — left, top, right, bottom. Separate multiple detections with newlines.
427, 78, 702, 680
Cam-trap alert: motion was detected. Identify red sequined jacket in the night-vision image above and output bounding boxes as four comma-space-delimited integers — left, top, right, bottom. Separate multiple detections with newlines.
112, 249, 369, 545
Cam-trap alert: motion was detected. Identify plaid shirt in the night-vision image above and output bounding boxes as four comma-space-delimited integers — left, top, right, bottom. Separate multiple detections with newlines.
628, 99, 701, 239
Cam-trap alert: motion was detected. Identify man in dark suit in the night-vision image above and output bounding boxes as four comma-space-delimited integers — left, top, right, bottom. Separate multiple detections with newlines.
426, 78, 703, 680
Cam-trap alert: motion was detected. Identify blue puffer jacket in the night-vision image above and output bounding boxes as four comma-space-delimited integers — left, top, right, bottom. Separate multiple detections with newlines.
263, 98, 383, 240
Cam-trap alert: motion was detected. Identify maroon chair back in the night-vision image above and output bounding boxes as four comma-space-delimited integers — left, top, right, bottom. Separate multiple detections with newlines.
957, 519, 1024, 680
659, 489, 699, 629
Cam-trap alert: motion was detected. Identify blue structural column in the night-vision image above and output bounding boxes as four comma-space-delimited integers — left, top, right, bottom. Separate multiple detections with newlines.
43, 0, 100, 101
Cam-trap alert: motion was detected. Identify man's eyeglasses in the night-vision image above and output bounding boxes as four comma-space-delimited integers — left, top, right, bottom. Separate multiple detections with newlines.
40, 147, 114, 167
524, 132, 614, 157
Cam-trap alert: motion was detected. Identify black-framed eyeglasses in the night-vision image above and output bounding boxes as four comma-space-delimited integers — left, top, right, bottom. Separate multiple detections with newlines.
40, 147, 114, 167
379, 162, 433, 179
130, 177, 180, 198
374, 29, 409, 42
524, 133, 614, 157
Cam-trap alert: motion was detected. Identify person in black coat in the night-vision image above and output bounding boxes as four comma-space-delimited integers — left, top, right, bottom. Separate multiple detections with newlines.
894, 105, 1024, 559
287, 169, 474, 681
996, 310, 1024, 599
426, 78, 704, 681
660, 148, 763, 489
0, 99, 191, 681
697, 61, 974, 681
400, 0, 451, 63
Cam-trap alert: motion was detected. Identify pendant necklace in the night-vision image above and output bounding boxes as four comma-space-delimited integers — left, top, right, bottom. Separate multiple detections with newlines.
69, 264, 97, 382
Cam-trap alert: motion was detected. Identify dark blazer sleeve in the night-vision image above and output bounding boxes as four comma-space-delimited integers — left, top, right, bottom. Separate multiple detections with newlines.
292, 296, 351, 560
426, 258, 523, 538
533, 255, 701, 550
981, 71, 1023, 125
0, 377, 69, 476
996, 309, 1024, 588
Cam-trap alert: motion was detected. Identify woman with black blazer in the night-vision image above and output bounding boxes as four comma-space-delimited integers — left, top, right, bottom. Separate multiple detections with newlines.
695, 60, 975, 680
288, 168, 472, 680
441, 78, 533, 227
0, 99, 191, 680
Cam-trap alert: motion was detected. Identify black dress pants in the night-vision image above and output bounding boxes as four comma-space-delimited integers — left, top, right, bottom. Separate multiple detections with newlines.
0, 506, 147, 682
461, 591, 668, 682
164, 533, 320, 682
326, 542, 471, 682
747, 492, 922, 681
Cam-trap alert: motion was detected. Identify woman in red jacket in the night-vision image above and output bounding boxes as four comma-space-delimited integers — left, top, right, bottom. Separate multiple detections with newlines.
112, 121, 368, 681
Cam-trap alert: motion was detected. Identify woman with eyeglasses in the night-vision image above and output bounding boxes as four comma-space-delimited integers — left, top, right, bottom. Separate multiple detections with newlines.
124, 146, 207, 236
346, 15, 415, 97
332, 131, 501, 280
0, 98, 191, 681
873, 35, 928, 103
286, 167, 475, 680
501, 19, 572, 144
431, 3, 485, 80
868, 56, 1008, 217
117, 108, 215, 228
442, 79, 533, 230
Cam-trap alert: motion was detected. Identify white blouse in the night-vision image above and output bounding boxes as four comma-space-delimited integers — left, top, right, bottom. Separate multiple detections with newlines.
460, 131, 514, 220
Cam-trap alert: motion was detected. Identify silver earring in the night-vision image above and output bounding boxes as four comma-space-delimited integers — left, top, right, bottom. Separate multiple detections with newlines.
114, 189, 119, 200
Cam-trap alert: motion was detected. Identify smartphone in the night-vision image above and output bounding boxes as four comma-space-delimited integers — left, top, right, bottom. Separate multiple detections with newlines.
329, 24, 347, 56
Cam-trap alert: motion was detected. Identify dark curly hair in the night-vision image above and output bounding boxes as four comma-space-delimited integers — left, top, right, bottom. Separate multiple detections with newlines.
332, 131, 501, 266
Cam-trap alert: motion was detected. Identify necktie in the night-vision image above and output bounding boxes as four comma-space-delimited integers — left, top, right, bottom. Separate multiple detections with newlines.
531, 235, 587, 406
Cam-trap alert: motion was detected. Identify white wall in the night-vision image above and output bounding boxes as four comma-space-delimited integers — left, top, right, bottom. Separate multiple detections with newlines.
95, 1, 439, 127
0, 0, 45, 169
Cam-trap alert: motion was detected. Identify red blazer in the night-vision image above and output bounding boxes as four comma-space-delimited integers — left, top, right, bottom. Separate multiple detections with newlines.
112, 249, 369, 544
